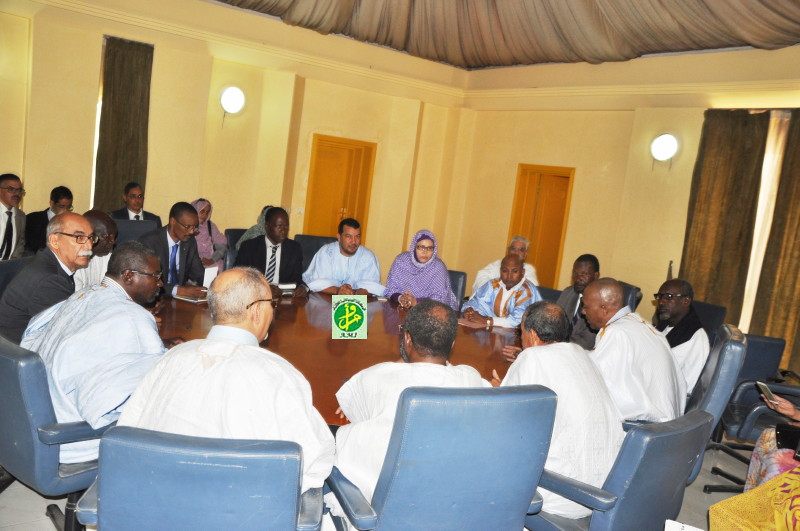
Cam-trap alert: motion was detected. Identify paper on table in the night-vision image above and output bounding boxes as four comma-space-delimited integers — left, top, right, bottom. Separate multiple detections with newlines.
203, 266, 218, 288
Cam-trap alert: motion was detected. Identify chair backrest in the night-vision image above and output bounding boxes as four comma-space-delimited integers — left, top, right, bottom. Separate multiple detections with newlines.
693, 300, 727, 346
0, 337, 70, 494
619, 281, 642, 310
371, 385, 556, 530
116, 219, 158, 245
536, 286, 562, 302
224, 228, 247, 270
295, 234, 337, 272
730, 334, 786, 406
448, 270, 466, 302
592, 410, 713, 530
97, 426, 302, 530
0, 255, 33, 297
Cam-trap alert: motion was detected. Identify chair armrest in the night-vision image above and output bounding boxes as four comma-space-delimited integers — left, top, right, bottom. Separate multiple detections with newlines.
538, 469, 617, 512
622, 419, 650, 432
76, 479, 98, 526
38, 421, 115, 445
739, 404, 785, 438
766, 383, 800, 398
528, 490, 543, 514
325, 467, 377, 530
297, 487, 323, 531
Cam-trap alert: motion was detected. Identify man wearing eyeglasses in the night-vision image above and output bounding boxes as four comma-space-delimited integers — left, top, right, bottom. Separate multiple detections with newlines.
139, 201, 206, 300
0, 212, 95, 343
653, 279, 709, 393
0, 173, 26, 261
24, 186, 73, 254
109, 182, 162, 227
21, 241, 177, 464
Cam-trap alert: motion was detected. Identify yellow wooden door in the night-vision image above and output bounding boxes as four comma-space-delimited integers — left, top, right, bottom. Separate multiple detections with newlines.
304, 134, 376, 241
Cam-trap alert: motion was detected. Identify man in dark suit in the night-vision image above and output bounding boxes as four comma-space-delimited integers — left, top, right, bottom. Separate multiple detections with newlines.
109, 182, 162, 228
0, 173, 26, 260
25, 185, 73, 254
555, 254, 601, 350
0, 212, 95, 343
138, 202, 205, 299
235, 206, 306, 297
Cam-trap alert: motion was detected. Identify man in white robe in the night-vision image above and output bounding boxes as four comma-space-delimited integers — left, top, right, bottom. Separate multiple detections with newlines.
333, 299, 490, 504
470, 235, 538, 296
302, 218, 384, 296
583, 278, 686, 422
118, 267, 334, 492
73, 210, 117, 291
494, 301, 624, 519
654, 278, 710, 394
21, 241, 169, 463
462, 254, 541, 328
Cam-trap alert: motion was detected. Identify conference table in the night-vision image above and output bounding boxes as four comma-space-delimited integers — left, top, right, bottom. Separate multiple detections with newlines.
159, 293, 520, 424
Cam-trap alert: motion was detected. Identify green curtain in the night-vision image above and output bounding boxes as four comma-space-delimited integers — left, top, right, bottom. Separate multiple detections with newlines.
93, 37, 154, 212
679, 109, 770, 324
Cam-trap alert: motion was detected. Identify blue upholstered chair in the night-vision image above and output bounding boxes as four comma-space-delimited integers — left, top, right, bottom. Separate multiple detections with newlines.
536, 286, 562, 303
76, 426, 323, 530
115, 219, 157, 245
0, 255, 33, 298
0, 337, 109, 530
692, 299, 727, 346
447, 269, 466, 302
525, 410, 714, 531
295, 234, 337, 272
325, 385, 556, 530
618, 281, 642, 311
223, 228, 247, 270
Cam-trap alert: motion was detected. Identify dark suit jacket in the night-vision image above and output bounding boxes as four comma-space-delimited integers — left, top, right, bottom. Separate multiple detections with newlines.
110, 208, 162, 229
0, 248, 74, 343
24, 209, 49, 254
139, 227, 204, 296
235, 237, 304, 285
556, 286, 597, 350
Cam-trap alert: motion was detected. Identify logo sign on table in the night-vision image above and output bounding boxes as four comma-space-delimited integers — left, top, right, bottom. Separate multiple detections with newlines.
331, 295, 368, 339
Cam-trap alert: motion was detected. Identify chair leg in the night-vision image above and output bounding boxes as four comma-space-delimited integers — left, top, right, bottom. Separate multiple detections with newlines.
710, 466, 746, 485
46, 491, 85, 531
706, 442, 752, 465
0, 466, 15, 495
703, 484, 744, 494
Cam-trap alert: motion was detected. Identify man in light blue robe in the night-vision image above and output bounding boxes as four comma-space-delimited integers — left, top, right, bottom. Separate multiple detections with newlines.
461, 255, 541, 328
302, 218, 385, 296
20, 241, 175, 463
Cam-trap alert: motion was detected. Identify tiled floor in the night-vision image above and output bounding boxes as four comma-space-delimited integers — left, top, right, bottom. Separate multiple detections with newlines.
0, 447, 748, 530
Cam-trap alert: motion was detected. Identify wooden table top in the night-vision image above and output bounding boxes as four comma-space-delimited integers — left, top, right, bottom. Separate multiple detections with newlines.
159, 293, 520, 424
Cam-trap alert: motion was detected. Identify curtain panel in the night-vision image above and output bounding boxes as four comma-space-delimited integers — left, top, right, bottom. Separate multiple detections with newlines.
679, 109, 770, 324
93, 37, 154, 213
750, 109, 800, 370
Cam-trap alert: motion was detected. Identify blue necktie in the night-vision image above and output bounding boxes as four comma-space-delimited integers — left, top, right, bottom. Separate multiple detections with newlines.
168, 243, 178, 284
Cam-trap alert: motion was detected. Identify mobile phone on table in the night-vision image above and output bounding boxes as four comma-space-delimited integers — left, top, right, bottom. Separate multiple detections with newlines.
756, 381, 778, 404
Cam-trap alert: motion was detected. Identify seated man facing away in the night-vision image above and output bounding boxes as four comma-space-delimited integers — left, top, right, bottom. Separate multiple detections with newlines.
654, 278, 710, 393
118, 267, 334, 493
333, 299, 489, 507
20, 241, 170, 463
493, 301, 624, 519
461, 254, 541, 328
555, 254, 601, 350
0, 212, 94, 343
302, 217, 384, 296
583, 278, 686, 422
73, 210, 118, 291
471, 235, 538, 296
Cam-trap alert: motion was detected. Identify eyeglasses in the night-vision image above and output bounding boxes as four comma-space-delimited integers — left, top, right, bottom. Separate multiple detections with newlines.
0, 186, 25, 195
54, 232, 99, 245
176, 221, 199, 232
130, 270, 163, 281
246, 298, 278, 309
53, 204, 73, 212
653, 293, 688, 301
415, 245, 434, 252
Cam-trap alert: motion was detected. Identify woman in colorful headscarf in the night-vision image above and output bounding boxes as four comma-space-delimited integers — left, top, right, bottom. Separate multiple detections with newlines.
383, 230, 458, 310
190, 198, 227, 271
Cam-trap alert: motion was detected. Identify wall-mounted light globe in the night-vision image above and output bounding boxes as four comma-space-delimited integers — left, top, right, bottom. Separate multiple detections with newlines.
650, 133, 679, 161
220, 86, 245, 114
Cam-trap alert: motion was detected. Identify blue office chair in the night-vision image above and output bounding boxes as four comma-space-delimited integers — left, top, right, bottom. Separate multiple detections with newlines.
618, 281, 642, 311
536, 286, 562, 303
116, 219, 157, 245
76, 426, 322, 530
326, 385, 556, 530
223, 228, 247, 270
295, 234, 337, 272
525, 410, 713, 531
448, 269, 467, 302
0, 337, 109, 530
0, 255, 33, 298
692, 299, 727, 347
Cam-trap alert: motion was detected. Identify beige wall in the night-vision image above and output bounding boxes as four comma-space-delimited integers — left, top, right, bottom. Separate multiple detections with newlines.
2, 0, 798, 304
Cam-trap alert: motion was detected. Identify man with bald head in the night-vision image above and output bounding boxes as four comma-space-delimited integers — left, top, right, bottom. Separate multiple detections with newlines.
582, 277, 685, 422
118, 267, 334, 493
0, 212, 95, 343
73, 210, 118, 290
471, 235, 539, 296
461, 254, 541, 328
654, 278, 709, 393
